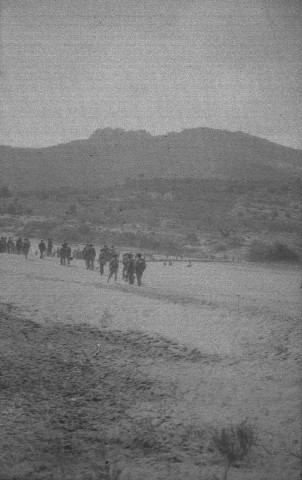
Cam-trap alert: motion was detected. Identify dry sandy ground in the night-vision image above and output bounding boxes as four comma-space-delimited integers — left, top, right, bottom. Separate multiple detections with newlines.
0, 252, 301, 479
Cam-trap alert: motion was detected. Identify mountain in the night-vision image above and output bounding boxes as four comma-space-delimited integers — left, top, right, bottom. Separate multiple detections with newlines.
1, 128, 301, 191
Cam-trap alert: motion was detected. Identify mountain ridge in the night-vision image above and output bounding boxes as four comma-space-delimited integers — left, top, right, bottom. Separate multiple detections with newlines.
1, 127, 301, 191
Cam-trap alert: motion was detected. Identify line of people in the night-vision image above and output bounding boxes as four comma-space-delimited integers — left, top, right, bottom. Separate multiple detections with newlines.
1, 235, 146, 286
83, 244, 147, 285
0, 235, 31, 258
106, 251, 146, 285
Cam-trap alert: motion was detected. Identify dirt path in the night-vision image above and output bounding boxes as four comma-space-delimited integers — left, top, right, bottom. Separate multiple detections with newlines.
0, 253, 301, 479
0, 254, 300, 355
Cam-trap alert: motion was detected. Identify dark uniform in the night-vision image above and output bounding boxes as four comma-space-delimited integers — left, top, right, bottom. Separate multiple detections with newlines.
98, 248, 107, 275
127, 255, 136, 285
47, 239, 53, 257
83, 244, 90, 269
107, 254, 119, 283
0, 237, 7, 253
60, 242, 69, 266
38, 240, 46, 259
135, 254, 146, 286
22, 238, 31, 259
108, 245, 117, 261
16, 237, 23, 255
83, 244, 96, 270
66, 245, 72, 265
122, 253, 131, 281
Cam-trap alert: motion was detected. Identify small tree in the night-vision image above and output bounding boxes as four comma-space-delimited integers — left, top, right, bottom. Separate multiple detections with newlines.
212, 421, 256, 480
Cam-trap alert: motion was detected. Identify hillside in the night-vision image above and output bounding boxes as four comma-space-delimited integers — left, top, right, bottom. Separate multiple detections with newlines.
1, 128, 302, 191
1, 176, 301, 261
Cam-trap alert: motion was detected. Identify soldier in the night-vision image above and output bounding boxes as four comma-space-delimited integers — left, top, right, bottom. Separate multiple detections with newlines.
102, 245, 109, 262
122, 253, 131, 281
135, 253, 146, 286
38, 239, 46, 259
98, 248, 107, 275
7, 237, 14, 253
127, 253, 136, 285
59, 242, 68, 266
0, 236, 7, 253
66, 244, 72, 266
47, 239, 53, 257
107, 254, 119, 283
88, 244, 96, 270
83, 244, 89, 269
22, 238, 31, 259
16, 237, 23, 255
108, 245, 117, 261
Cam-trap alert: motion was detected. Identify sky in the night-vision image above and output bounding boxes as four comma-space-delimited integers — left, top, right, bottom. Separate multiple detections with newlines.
0, 0, 301, 149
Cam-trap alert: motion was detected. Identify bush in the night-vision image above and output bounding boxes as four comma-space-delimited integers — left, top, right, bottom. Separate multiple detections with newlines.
212, 421, 256, 480
248, 240, 300, 263
4, 202, 23, 215
0, 217, 16, 228
52, 224, 94, 243
23, 220, 57, 238
186, 232, 199, 245
0, 186, 12, 198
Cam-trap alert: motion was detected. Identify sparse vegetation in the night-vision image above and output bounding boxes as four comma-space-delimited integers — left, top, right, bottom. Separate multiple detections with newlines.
248, 240, 300, 263
212, 421, 256, 480
0, 177, 300, 259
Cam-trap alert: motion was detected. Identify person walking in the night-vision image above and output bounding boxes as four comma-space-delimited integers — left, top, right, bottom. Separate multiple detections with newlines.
38, 239, 46, 259
122, 253, 130, 281
16, 237, 23, 255
22, 238, 31, 259
98, 248, 107, 275
127, 254, 136, 285
135, 253, 146, 286
83, 244, 90, 269
47, 239, 53, 257
66, 244, 72, 266
6, 237, 12, 253
107, 254, 119, 283
0, 237, 6, 253
87, 244, 96, 270
60, 242, 68, 266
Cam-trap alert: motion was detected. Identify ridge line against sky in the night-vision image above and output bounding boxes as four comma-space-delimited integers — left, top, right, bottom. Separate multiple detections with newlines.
1, 127, 302, 152
1, 0, 301, 149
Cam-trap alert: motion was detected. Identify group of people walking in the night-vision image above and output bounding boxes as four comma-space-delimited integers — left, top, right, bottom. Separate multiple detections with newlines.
1, 235, 147, 286
0, 235, 31, 258
83, 243, 146, 286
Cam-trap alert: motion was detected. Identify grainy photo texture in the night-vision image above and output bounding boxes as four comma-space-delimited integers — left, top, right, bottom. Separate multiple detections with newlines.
0, 1, 301, 479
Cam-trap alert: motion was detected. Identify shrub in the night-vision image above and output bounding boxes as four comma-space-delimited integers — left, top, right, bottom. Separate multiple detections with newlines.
0, 186, 12, 198
186, 232, 199, 245
23, 220, 57, 238
212, 421, 256, 480
5, 202, 23, 215
52, 224, 94, 244
248, 240, 300, 263
0, 216, 16, 227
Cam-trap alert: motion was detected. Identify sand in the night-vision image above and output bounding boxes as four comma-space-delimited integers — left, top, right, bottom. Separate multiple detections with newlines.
0, 251, 301, 479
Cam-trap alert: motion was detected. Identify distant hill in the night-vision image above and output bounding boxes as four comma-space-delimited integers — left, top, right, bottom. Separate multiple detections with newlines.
1, 127, 301, 191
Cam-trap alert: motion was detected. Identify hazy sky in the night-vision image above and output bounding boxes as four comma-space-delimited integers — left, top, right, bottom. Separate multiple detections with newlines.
1, 0, 301, 148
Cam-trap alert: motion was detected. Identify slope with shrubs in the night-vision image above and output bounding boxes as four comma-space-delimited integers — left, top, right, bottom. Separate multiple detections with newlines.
0, 177, 301, 260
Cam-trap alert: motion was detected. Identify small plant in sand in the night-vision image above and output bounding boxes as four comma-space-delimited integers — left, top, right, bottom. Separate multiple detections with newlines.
102, 459, 133, 480
94, 440, 133, 480
100, 308, 114, 328
212, 420, 256, 480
